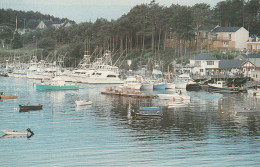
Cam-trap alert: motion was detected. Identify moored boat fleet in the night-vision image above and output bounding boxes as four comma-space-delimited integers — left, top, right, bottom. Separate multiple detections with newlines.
1, 50, 260, 110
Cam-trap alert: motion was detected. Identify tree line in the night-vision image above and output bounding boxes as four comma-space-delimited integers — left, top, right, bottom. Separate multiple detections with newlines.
0, 0, 259, 69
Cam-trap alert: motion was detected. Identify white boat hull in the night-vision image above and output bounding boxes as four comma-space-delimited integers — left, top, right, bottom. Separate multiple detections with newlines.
157, 94, 191, 101
75, 100, 92, 106
1, 130, 27, 135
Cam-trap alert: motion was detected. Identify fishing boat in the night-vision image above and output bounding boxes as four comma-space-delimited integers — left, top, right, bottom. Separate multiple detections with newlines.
84, 70, 123, 84
1, 128, 34, 136
35, 79, 79, 90
19, 104, 43, 112
208, 81, 239, 93
75, 100, 92, 106
121, 76, 142, 90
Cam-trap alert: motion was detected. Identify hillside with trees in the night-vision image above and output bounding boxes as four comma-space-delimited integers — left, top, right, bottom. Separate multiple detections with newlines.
0, 0, 259, 71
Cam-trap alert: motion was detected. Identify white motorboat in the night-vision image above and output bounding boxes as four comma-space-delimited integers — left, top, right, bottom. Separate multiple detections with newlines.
157, 89, 191, 101
84, 70, 123, 84
165, 82, 176, 89
167, 102, 188, 108
75, 100, 92, 106
121, 76, 142, 90
1, 128, 34, 136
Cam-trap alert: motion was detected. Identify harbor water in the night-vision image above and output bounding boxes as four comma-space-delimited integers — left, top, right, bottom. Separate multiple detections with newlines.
0, 77, 260, 166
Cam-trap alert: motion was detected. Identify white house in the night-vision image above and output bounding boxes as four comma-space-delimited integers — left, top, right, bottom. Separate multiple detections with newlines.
190, 53, 220, 75
198, 26, 249, 51
37, 20, 71, 29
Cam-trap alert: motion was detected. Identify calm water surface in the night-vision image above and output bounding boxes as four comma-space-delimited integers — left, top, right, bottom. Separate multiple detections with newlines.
0, 77, 260, 166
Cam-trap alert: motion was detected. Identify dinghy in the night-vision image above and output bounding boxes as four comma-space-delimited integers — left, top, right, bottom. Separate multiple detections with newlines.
1, 128, 34, 136
75, 100, 92, 106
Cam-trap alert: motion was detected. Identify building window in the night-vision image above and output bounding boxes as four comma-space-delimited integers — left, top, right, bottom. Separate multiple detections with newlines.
228, 34, 232, 39
205, 32, 208, 38
200, 69, 204, 72
195, 61, 201, 66
257, 45, 260, 49
207, 61, 214, 65
252, 45, 256, 49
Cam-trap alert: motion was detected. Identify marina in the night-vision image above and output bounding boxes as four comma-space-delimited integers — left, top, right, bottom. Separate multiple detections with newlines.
0, 76, 260, 166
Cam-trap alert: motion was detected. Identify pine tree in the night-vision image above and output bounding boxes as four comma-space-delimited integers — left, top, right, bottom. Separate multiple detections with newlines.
12, 31, 23, 49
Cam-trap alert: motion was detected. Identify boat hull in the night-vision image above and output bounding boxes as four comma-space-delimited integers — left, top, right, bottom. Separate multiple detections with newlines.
36, 84, 79, 90
19, 104, 43, 111
1, 130, 27, 135
153, 83, 166, 90
0, 95, 18, 99
75, 100, 92, 106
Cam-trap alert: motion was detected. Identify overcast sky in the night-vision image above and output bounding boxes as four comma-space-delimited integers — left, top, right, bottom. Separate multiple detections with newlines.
1, 0, 223, 23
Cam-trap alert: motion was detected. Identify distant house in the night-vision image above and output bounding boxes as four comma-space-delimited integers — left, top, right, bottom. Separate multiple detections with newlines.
247, 36, 260, 52
219, 59, 255, 77
190, 53, 220, 75
37, 20, 72, 29
235, 53, 260, 69
198, 26, 249, 51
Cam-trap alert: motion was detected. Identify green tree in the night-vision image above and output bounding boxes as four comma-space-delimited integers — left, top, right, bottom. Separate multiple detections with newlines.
191, 3, 211, 53
37, 37, 56, 50
12, 31, 23, 49
0, 27, 13, 48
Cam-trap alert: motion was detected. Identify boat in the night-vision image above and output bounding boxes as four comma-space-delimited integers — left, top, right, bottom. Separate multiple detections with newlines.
167, 102, 188, 108
165, 82, 176, 89
157, 89, 191, 101
19, 104, 43, 112
139, 106, 162, 112
131, 109, 162, 119
121, 76, 142, 90
1, 128, 34, 136
0, 93, 18, 100
35, 79, 79, 90
152, 69, 166, 90
153, 82, 166, 90
75, 100, 92, 106
208, 81, 239, 93
84, 70, 123, 84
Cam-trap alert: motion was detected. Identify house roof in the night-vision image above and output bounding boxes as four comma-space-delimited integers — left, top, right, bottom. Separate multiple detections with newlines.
219, 59, 251, 69
199, 25, 218, 31
235, 54, 260, 59
42, 20, 63, 27
213, 27, 242, 32
190, 53, 218, 60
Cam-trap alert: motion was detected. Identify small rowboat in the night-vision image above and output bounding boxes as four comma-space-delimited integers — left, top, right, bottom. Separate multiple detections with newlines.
19, 104, 43, 112
0, 95, 18, 100
1, 128, 34, 136
75, 100, 92, 106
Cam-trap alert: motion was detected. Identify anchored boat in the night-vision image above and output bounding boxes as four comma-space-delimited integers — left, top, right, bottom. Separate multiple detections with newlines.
35, 80, 79, 90
75, 100, 92, 106
1, 128, 34, 136
19, 104, 43, 112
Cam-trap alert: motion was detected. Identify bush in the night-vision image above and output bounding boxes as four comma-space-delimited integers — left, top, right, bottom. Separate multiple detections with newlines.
37, 37, 56, 50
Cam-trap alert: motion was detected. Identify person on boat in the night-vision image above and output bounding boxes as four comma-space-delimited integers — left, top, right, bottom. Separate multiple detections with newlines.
26, 128, 34, 138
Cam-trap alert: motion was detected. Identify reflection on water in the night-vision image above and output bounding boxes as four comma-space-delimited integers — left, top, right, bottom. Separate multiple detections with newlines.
0, 77, 260, 166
